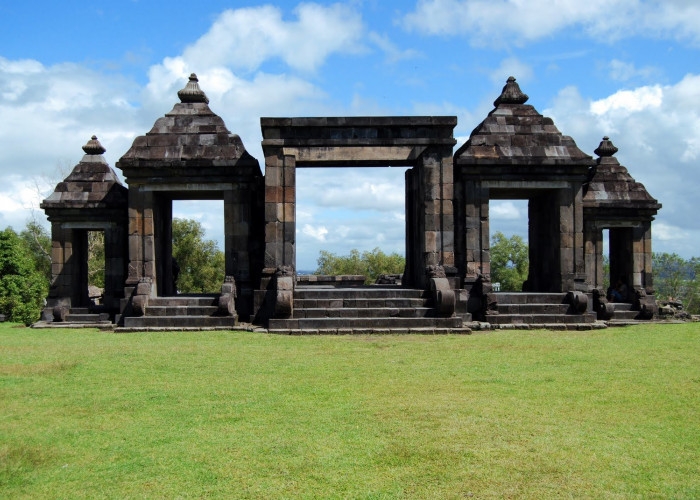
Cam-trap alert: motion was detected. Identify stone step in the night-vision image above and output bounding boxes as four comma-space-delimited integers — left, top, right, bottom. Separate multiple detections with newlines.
65, 313, 110, 323
268, 327, 473, 335
498, 304, 571, 315
269, 316, 463, 330
494, 293, 568, 305
123, 315, 237, 328
486, 313, 597, 325
146, 305, 219, 317
294, 298, 431, 309
294, 288, 428, 300
295, 307, 438, 319
612, 310, 639, 320
148, 296, 218, 307
611, 303, 634, 311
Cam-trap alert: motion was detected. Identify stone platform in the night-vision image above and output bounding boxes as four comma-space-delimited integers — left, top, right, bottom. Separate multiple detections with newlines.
268, 286, 471, 334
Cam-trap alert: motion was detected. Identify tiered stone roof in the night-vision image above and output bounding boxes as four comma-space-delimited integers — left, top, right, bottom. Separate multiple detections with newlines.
583, 136, 661, 213
455, 77, 592, 167
118, 74, 258, 171
41, 136, 127, 210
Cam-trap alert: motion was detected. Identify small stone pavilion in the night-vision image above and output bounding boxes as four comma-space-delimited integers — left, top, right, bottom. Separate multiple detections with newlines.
38, 75, 661, 331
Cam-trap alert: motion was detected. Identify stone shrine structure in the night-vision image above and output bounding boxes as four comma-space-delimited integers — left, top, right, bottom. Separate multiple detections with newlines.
38, 75, 661, 331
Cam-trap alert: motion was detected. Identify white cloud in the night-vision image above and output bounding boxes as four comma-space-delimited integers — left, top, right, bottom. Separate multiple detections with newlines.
301, 224, 329, 242
491, 201, 523, 220
401, 0, 700, 46
607, 59, 660, 82
182, 4, 364, 73
0, 56, 140, 197
488, 57, 534, 85
590, 85, 663, 115
544, 73, 700, 257
367, 32, 421, 64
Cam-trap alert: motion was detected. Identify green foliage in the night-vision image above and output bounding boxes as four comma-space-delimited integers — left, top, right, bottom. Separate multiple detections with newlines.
315, 247, 405, 283
171, 218, 225, 293
19, 220, 51, 283
653, 252, 700, 313
0, 227, 48, 325
490, 231, 529, 291
0, 325, 699, 497
87, 231, 105, 289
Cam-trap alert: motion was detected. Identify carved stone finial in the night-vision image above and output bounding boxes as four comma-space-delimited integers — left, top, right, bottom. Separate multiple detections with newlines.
594, 136, 619, 157
82, 135, 106, 155
494, 76, 529, 106
177, 73, 209, 104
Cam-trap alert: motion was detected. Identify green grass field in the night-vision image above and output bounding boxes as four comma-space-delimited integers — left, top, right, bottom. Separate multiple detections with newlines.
1, 323, 699, 498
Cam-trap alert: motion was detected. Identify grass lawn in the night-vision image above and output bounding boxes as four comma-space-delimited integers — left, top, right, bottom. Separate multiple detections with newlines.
1, 323, 699, 498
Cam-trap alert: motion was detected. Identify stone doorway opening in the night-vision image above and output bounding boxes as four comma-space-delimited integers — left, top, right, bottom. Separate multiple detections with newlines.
85, 230, 105, 305
151, 194, 226, 297
602, 227, 635, 303
170, 199, 225, 295
488, 200, 528, 292
482, 188, 574, 294
295, 166, 409, 278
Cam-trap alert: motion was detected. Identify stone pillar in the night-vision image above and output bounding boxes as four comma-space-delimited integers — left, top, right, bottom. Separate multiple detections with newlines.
104, 223, 126, 309
633, 222, 653, 292
404, 168, 417, 287
48, 223, 72, 306
263, 152, 295, 271
463, 180, 490, 284
71, 229, 89, 307
584, 222, 604, 290
126, 188, 156, 297
416, 148, 456, 288
558, 184, 585, 291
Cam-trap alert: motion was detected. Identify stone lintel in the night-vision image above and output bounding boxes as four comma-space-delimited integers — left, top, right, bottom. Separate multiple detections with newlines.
482, 180, 571, 190
278, 145, 428, 166
61, 221, 118, 230
141, 183, 236, 192
261, 116, 458, 128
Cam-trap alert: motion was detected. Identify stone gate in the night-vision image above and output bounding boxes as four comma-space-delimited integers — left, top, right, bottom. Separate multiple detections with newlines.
38, 75, 661, 330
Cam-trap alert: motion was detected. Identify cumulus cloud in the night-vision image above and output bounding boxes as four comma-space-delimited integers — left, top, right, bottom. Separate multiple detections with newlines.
491, 201, 524, 220
488, 57, 534, 85
145, 3, 364, 104
401, 0, 700, 47
544, 73, 700, 255
607, 59, 661, 83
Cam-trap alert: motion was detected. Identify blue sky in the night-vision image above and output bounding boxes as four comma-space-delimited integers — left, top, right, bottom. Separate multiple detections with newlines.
1, 0, 699, 270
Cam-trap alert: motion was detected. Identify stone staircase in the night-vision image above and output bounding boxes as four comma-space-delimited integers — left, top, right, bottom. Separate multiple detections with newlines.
268, 286, 470, 334
64, 307, 112, 324
605, 302, 644, 325
120, 294, 237, 330
32, 306, 114, 329
486, 292, 600, 329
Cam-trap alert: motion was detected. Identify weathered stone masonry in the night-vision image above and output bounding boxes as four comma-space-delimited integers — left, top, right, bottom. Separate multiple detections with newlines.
39, 75, 661, 329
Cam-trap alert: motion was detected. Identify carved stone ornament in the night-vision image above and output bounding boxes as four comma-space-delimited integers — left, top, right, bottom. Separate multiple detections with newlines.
594, 136, 619, 157
218, 276, 237, 316
566, 291, 588, 314
177, 73, 210, 104
430, 277, 455, 317
493, 76, 529, 106
82, 135, 106, 155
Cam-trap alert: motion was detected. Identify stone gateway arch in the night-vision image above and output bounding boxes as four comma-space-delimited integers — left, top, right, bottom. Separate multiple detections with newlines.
38, 75, 661, 332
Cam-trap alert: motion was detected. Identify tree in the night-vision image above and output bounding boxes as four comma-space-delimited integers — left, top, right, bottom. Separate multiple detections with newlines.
87, 231, 105, 289
490, 231, 528, 291
0, 227, 48, 325
171, 218, 225, 293
19, 219, 51, 283
315, 247, 405, 283
653, 252, 700, 313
